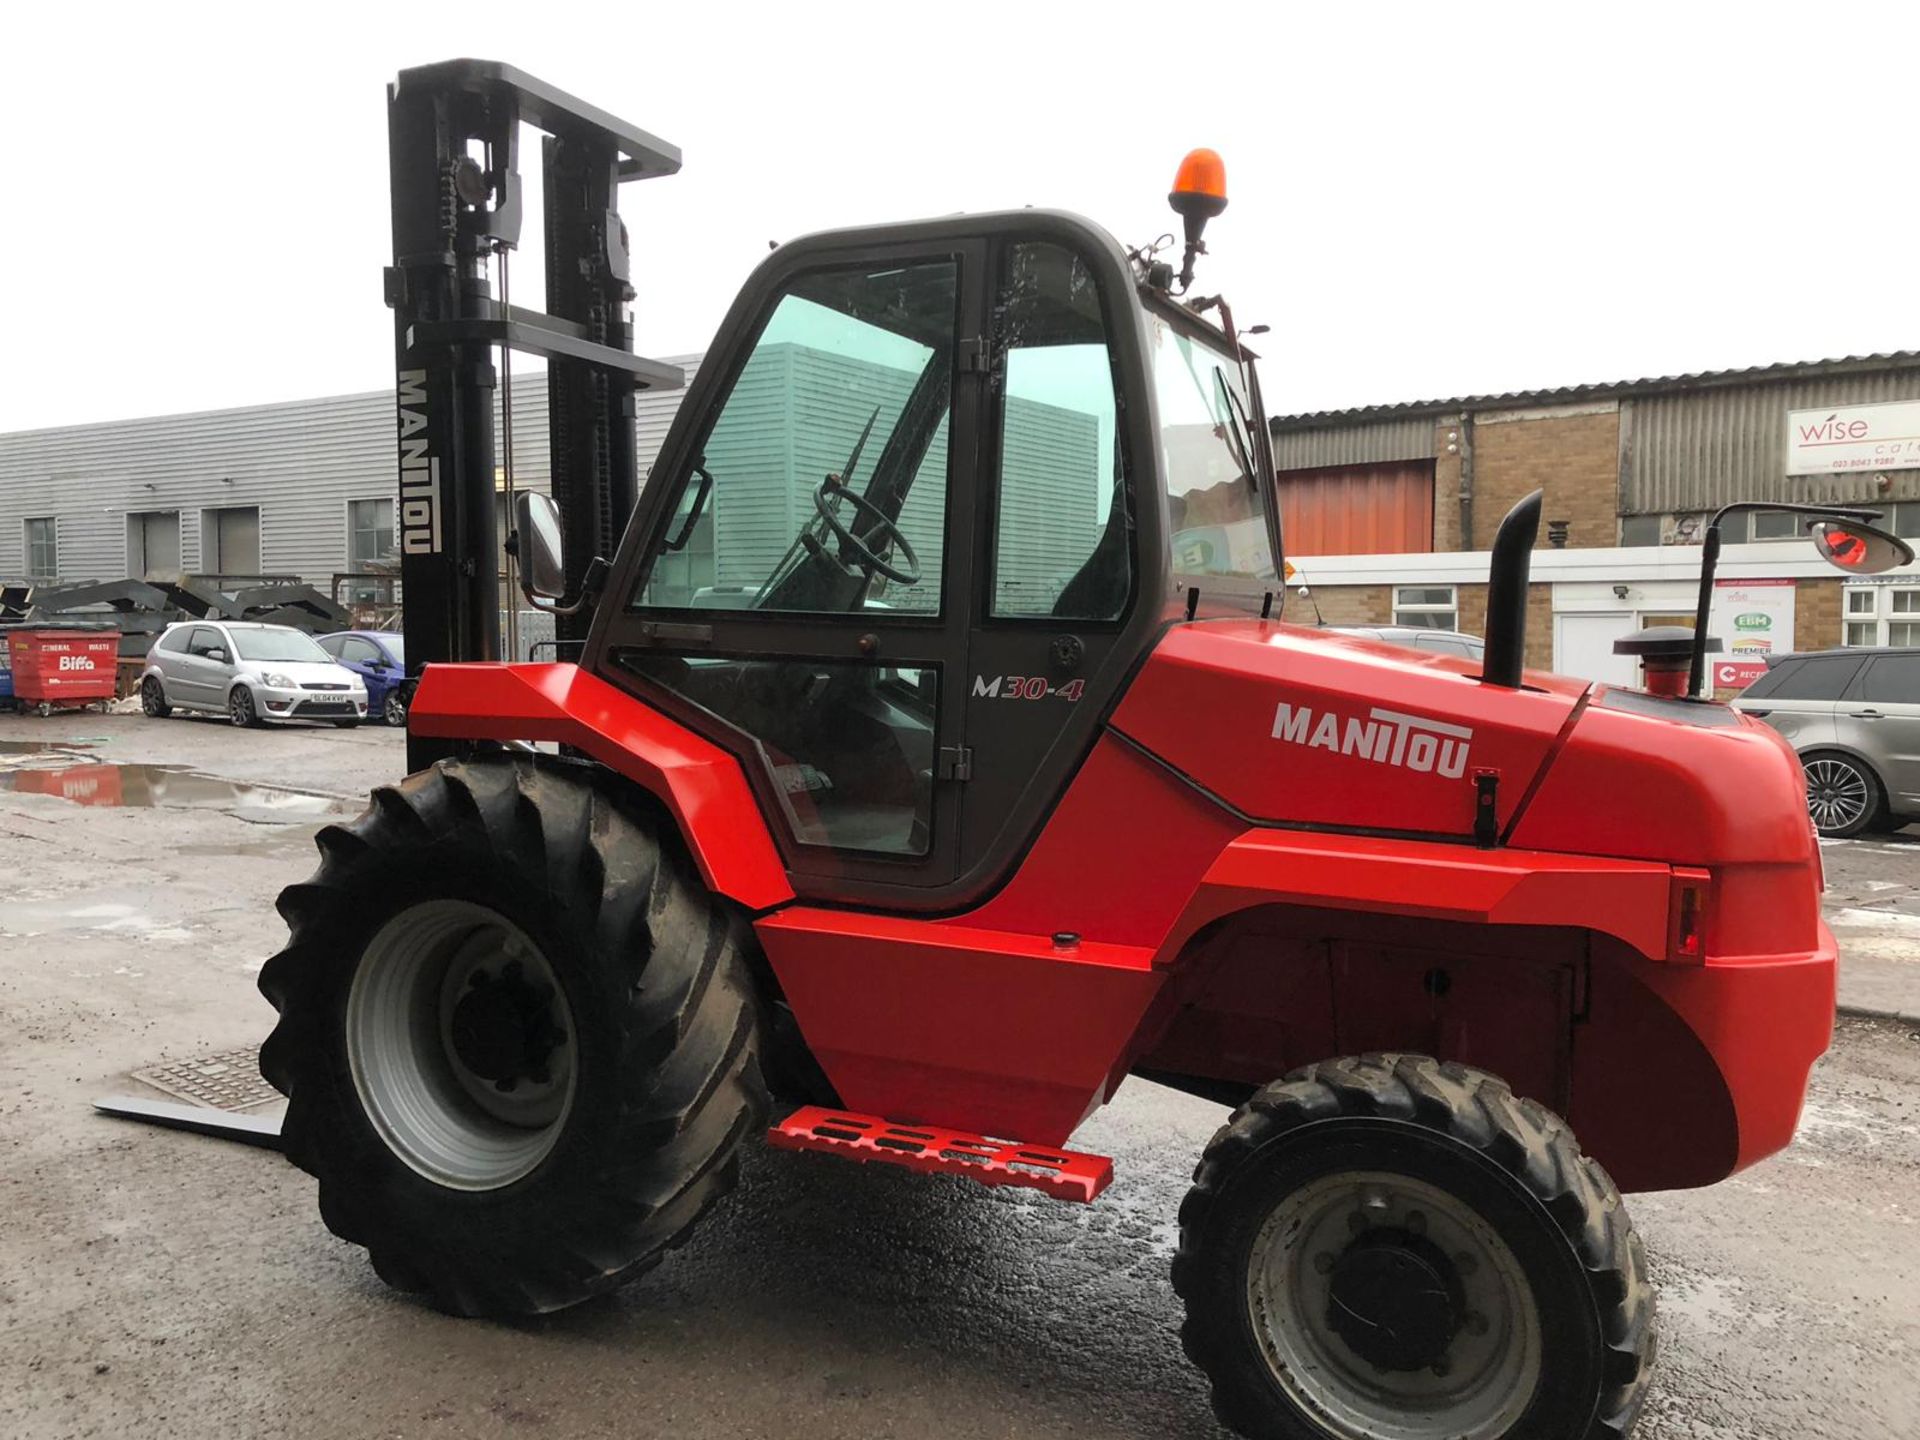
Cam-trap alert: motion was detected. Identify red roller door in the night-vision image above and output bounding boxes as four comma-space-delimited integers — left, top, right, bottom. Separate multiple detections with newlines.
1280, 459, 1435, 556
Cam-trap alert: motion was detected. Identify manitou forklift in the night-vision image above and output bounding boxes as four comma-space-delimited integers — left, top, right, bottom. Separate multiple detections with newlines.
256, 60, 1913, 1440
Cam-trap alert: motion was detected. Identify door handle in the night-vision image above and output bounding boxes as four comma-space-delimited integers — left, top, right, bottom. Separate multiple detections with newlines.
1848, 709, 1883, 718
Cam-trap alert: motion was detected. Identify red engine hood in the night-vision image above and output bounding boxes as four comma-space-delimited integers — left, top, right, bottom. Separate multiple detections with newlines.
1110, 621, 1588, 842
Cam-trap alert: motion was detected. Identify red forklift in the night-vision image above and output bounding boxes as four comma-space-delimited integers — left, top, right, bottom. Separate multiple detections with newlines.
255, 61, 1912, 1440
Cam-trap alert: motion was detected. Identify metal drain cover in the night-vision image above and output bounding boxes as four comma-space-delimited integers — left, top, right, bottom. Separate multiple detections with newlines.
132, 1046, 279, 1111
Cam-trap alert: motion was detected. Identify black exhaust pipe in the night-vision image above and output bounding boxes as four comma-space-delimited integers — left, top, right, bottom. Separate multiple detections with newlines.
1481, 490, 1541, 689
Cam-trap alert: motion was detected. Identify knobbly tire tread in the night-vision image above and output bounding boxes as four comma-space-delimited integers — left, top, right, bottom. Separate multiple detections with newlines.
1173, 1053, 1655, 1440
258, 754, 768, 1317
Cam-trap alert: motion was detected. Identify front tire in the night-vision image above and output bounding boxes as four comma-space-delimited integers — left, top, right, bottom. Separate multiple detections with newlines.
228, 685, 260, 728
1803, 752, 1883, 837
383, 684, 411, 728
141, 676, 172, 718
1174, 1054, 1654, 1440
258, 756, 768, 1316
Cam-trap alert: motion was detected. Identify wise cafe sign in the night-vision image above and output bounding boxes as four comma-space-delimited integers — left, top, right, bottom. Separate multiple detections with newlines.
1787, 398, 1920, 475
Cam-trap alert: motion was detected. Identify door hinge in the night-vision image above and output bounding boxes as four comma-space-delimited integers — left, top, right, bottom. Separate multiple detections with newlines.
957, 337, 989, 373
937, 745, 974, 782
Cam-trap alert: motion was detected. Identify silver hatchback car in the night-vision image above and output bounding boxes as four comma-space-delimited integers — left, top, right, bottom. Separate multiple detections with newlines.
139, 621, 368, 728
1733, 647, 1920, 836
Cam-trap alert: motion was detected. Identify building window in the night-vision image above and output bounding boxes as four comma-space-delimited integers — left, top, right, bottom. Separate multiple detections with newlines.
1843, 584, 1920, 647
24, 517, 57, 581
1393, 584, 1458, 630
1721, 510, 1803, 544
349, 498, 395, 571
1619, 514, 1661, 547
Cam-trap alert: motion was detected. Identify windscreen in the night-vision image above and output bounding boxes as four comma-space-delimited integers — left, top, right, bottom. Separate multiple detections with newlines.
234, 629, 332, 663
1150, 316, 1279, 584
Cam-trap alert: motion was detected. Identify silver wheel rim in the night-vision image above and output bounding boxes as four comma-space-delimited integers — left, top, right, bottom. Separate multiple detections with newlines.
229, 689, 251, 725
1805, 758, 1869, 832
346, 899, 577, 1191
142, 679, 164, 715
385, 690, 406, 725
1245, 1170, 1542, 1440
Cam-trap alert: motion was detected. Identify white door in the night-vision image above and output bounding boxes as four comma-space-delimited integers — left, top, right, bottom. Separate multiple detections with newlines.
1554, 612, 1640, 687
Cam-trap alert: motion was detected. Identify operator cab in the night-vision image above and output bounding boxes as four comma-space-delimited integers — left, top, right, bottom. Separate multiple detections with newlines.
581, 201, 1281, 907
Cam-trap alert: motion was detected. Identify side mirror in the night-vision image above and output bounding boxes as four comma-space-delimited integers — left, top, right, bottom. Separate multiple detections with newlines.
513, 492, 567, 600
207, 647, 229, 664
1811, 519, 1915, 576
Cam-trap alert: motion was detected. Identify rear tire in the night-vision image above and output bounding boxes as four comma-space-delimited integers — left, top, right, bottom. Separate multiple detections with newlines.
1174, 1054, 1654, 1440
1802, 751, 1883, 837
259, 755, 768, 1316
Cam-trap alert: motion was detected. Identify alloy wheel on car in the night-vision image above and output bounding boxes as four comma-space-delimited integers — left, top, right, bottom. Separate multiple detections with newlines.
1805, 756, 1872, 835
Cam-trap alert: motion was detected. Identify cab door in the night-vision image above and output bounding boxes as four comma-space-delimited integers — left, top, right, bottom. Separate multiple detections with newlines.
597, 241, 988, 896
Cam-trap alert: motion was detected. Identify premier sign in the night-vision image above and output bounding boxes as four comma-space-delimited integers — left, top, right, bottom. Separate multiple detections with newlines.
1786, 398, 1920, 476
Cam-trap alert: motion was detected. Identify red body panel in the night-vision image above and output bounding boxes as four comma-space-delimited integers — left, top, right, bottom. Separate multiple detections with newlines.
414, 634, 1834, 1191
410, 663, 792, 911
1569, 934, 1836, 1190
1111, 622, 1587, 838
1163, 830, 1676, 964
754, 908, 1163, 1146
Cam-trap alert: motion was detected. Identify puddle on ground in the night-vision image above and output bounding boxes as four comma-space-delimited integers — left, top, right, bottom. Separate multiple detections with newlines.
0, 751, 344, 824
0, 740, 101, 756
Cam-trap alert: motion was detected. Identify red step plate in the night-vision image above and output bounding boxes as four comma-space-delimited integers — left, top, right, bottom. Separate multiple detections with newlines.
768, 1106, 1113, 1203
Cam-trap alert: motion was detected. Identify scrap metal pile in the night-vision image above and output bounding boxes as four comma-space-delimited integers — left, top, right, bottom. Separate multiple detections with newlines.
0, 575, 351, 661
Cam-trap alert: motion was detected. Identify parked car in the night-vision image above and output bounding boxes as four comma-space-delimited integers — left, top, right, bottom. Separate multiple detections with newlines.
1733, 647, 1920, 836
139, 621, 367, 728
1329, 624, 1486, 661
315, 630, 411, 726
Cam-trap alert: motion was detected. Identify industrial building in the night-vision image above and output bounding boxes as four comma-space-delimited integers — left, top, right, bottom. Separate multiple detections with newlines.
0, 364, 695, 600
1271, 352, 1920, 691
6, 347, 1918, 693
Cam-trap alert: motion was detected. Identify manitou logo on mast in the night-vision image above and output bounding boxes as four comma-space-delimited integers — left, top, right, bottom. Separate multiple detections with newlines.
1271, 701, 1473, 779
396, 370, 443, 555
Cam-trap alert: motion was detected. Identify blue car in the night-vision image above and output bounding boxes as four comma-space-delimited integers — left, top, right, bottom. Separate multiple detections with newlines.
316, 630, 411, 726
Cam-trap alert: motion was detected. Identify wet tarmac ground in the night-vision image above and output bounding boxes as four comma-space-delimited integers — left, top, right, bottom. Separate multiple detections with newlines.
2, 714, 1917, 1439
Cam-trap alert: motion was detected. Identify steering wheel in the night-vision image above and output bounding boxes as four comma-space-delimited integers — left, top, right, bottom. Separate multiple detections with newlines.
814, 478, 921, 586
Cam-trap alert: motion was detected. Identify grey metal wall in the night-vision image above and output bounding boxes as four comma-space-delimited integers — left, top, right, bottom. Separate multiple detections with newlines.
0, 362, 697, 587
1272, 416, 1436, 473
1623, 370, 1920, 514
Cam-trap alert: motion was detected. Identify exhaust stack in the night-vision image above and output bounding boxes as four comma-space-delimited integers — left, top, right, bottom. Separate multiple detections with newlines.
1480, 490, 1541, 689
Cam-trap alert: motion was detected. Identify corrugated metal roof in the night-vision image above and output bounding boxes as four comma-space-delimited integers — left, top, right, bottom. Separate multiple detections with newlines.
1272, 416, 1435, 471
1270, 351, 1920, 432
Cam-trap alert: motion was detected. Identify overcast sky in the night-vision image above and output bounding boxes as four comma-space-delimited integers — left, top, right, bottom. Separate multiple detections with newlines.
6, 2, 1915, 433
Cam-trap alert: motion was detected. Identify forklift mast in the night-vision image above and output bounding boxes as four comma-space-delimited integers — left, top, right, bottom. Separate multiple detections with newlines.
383, 60, 684, 769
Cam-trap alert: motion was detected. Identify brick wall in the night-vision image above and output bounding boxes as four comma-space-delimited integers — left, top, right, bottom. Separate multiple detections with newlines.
1456, 581, 1554, 670
1794, 578, 1842, 652
1292, 583, 1390, 625
1470, 407, 1621, 551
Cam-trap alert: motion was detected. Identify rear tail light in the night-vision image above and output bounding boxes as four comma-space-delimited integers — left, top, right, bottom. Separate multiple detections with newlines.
1667, 867, 1712, 963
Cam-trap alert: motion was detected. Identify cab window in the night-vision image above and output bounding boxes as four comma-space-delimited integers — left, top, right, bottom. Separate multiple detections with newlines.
635, 258, 959, 616
1150, 317, 1278, 584
989, 242, 1129, 620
